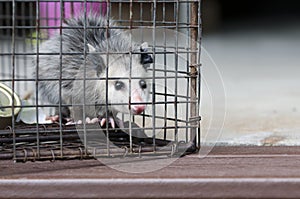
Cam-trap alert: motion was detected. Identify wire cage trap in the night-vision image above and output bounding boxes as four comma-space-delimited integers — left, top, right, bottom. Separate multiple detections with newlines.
0, 1, 202, 162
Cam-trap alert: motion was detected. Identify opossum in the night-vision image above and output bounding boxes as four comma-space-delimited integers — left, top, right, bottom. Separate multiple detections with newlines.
33, 14, 153, 127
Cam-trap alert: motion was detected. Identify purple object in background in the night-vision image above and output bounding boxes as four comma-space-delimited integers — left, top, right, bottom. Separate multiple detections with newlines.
39, 2, 107, 37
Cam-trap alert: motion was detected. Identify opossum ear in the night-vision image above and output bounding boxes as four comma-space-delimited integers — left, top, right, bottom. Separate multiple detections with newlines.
140, 42, 153, 67
87, 44, 96, 53
140, 42, 149, 50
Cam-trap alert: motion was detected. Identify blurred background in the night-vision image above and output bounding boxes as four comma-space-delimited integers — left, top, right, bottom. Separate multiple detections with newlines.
1, 0, 299, 146
201, 0, 300, 145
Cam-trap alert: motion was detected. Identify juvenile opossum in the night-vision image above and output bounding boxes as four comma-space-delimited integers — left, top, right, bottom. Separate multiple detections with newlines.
33, 14, 153, 127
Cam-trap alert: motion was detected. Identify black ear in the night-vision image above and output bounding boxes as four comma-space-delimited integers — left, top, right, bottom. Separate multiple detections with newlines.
141, 52, 153, 65
140, 42, 153, 65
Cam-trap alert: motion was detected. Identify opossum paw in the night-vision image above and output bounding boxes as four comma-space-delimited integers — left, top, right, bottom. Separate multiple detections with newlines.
46, 115, 59, 123
85, 117, 100, 124
46, 115, 74, 124
65, 119, 82, 125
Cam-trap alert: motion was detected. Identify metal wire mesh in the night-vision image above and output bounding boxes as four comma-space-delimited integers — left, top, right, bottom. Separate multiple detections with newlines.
0, 1, 201, 162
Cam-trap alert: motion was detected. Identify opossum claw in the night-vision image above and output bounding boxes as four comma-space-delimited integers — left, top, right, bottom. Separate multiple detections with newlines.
65, 119, 82, 125
65, 117, 99, 125
46, 115, 59, 123
46, 115, 75, 124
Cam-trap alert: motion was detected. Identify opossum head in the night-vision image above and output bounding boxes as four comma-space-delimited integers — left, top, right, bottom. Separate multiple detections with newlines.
89, 43, 152, 115
107, 56, 149, 115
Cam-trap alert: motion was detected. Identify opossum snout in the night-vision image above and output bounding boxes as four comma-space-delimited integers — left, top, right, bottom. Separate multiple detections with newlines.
130, 90, 146, 115
131, 104, 146, 115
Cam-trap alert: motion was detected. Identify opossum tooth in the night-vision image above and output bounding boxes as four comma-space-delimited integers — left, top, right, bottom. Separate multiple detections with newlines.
100, 117, 115, 128
100, 118, 106, 127
109, 117, 115, 129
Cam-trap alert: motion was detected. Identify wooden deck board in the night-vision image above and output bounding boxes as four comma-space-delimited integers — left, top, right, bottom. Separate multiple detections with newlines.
1, 146, 300, 198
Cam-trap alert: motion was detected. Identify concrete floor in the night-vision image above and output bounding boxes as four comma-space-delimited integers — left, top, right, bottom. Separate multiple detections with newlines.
201, 23, 300, 146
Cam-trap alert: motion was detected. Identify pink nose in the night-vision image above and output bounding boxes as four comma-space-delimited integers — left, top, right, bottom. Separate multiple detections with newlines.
131, 90, 146, 114
131, 105, 146, 115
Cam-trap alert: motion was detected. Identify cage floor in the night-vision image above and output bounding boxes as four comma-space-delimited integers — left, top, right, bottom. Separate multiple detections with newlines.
1, 146, 300, 198
0, 122, 197, 161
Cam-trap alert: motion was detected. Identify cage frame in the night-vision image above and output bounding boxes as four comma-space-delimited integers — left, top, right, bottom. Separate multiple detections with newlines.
0, 0, 202, 162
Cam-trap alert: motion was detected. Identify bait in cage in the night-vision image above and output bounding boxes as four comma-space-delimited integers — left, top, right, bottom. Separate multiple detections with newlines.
0, 1, 201, 162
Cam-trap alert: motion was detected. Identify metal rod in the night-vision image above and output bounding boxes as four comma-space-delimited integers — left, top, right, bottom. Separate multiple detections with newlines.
58, 0, 64, 158
174, 0, 179, 143
189, 1, 199, 146
11, 0, 16, 161
35, 0, 41, 159
163, 1, 168, 141
83, 0, 88, 157
105, 0, 111, 157
129, 0, 133, 153
197, 0, 203, 149
151, 1, 157, 152
185, 1, 191, 143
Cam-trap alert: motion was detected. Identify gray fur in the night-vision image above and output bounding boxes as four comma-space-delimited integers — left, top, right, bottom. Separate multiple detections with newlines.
33, 14, 149, 119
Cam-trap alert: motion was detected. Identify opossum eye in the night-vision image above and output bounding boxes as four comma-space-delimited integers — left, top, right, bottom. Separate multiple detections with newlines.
139, 80, 147, 90
115, 81, 125, 90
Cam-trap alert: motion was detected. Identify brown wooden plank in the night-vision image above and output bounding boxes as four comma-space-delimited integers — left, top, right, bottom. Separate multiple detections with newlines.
1, 146, 300, 198
1, 178, 300, 199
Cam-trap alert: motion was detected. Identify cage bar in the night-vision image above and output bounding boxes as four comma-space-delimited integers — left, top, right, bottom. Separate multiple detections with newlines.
189, 1, 199, 146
